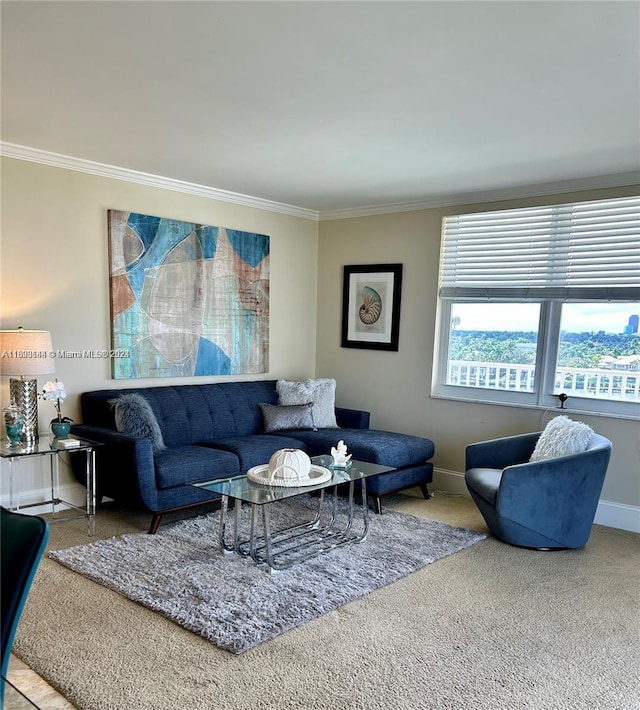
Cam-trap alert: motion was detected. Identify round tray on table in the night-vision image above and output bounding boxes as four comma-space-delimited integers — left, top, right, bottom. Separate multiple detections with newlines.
246, 463, 332, 487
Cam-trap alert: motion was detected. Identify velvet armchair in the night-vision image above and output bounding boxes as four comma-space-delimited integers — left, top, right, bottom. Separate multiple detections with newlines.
465, 431, 612, 549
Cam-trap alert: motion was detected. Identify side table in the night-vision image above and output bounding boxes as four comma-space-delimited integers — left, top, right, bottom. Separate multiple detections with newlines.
0, 435, 100, 536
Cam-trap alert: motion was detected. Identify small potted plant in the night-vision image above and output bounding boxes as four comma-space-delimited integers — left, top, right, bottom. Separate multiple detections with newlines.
42, 379, 73, 438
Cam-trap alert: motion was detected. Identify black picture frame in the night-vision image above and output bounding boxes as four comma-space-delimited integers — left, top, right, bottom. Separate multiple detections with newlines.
341, 264, 403, 351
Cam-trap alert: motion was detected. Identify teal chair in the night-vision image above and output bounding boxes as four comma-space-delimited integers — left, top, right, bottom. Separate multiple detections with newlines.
1, 507, 49, 702
465, 432, 612, 549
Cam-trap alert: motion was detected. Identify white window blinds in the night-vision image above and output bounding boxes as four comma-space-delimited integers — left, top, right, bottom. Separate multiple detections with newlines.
439, 195, 640, 301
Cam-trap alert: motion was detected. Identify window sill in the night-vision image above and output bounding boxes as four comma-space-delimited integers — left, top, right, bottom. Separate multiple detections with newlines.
429, 392, 640, 421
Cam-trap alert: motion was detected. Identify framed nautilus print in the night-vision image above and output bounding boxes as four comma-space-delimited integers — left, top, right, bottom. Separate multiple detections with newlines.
341, 264, 403, 351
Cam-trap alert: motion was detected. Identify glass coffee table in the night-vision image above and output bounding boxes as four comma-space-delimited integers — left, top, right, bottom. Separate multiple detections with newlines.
195, 455, 394, 572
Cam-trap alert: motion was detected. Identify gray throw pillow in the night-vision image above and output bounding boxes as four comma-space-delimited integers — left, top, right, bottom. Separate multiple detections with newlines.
276, 378, 338, 428
259, 403, 317, 433
110, 393, 166, 453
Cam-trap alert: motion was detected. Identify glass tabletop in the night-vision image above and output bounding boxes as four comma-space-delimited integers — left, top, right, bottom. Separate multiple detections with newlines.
0, 434, 100, 458
195, 455, 393, 505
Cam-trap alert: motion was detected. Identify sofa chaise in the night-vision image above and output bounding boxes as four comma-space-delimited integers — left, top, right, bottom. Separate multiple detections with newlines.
71, 379, 435, 532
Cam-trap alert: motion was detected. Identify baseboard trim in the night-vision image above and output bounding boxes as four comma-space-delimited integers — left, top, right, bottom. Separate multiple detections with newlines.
432, 467, 640, 534
432, 468, 469, 497
593, 500, 640, 534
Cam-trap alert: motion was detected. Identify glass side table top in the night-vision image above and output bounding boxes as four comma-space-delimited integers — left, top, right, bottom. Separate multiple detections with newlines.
195, 455, 393, 505
0, 434, 101, 458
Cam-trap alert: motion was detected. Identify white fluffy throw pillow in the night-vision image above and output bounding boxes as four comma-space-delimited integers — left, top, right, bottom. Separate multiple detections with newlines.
529, 415, 593, 462
276, 378, 338, 428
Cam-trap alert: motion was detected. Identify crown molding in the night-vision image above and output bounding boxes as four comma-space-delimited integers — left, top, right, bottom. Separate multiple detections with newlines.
318, 171, 640, 221
2, 141, 638, 223
0, 142, 320, 222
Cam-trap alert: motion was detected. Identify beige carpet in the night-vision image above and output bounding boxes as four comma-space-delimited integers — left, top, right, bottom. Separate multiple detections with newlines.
13, 491, 640, 710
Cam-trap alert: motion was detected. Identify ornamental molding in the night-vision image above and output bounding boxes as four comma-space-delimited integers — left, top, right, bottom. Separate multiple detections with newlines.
2, 142, 638, 222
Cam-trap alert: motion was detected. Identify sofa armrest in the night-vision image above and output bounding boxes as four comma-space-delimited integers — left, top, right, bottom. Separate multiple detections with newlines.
335, 407, 370, 429
70, 424, 158, 509
465, 432, 541, 471
71, 424, 136, 447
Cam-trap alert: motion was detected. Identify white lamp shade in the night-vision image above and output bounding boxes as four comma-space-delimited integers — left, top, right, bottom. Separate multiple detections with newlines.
0, 329, 55, 376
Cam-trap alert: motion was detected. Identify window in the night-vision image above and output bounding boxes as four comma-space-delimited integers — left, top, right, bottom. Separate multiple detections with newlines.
432, 195, 640, 418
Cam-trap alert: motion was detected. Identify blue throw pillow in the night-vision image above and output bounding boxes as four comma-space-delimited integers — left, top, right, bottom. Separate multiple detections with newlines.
110, 393, 166, 453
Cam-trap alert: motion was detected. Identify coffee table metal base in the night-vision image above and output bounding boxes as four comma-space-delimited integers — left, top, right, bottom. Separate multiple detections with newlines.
218, 478, 369, 572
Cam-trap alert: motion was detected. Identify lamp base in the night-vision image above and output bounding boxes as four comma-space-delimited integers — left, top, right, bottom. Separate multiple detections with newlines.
9, 377, 39, 442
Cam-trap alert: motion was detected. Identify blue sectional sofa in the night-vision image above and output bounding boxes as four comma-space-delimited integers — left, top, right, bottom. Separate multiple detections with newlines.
71, 380, 435, 532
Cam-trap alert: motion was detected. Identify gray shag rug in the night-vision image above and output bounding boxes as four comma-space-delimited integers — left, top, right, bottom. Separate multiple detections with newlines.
50, 496, 485, 653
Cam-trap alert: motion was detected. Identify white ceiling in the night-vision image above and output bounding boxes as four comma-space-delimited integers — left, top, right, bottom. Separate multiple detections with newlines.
2, 1, 639, 217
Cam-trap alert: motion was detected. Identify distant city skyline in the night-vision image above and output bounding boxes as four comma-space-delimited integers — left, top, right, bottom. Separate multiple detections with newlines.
452, 303, 639, 334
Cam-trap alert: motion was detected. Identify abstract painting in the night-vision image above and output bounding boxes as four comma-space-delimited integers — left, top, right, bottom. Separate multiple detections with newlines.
341, 264, 403, 351
108, 210, 269, 379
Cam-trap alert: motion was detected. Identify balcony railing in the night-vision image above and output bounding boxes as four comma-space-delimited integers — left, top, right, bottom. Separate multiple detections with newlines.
447, 361, 640, 401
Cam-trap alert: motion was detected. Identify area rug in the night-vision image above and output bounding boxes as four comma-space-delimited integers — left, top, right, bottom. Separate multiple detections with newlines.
50, 496, 486, 654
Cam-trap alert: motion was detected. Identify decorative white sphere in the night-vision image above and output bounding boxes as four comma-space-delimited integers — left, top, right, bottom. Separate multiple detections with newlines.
268, 448, 311, 482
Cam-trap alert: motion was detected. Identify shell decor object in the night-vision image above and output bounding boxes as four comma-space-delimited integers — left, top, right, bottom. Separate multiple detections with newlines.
247, 448, 332, 487
268, 448, 312, 483
359, 286, 382, 325
330, 440, 352, 467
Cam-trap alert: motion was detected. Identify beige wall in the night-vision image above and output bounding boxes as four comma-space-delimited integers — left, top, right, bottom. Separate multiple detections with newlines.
1, 157, 319, 500
1, 158, 320, 405
317, 187, 640, 517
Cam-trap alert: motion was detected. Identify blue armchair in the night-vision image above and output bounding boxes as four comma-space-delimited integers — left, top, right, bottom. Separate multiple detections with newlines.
465, 431, 612, 549
1, 507, 49, 702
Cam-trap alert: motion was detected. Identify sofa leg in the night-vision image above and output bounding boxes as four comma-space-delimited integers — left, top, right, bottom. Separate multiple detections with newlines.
147, 500, 223, 534
419, 483, 431, 500
148, 514, 163, 535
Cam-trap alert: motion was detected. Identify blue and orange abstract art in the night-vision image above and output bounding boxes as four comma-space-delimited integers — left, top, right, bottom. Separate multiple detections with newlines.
108, 210, 270, 379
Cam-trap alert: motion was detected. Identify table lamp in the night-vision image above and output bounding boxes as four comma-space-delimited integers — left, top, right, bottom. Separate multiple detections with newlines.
0, 328, 55, 442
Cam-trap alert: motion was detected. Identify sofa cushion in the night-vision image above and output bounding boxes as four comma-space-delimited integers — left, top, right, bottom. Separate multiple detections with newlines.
110, 393, 166, 453
81, 381, 280, 447
274, 428, 435, 469
154, 446, 239, 489
276, 378, 338, 428
153, 381, 281, 445
259, 403, 317, 433
202, 434, 308, 471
